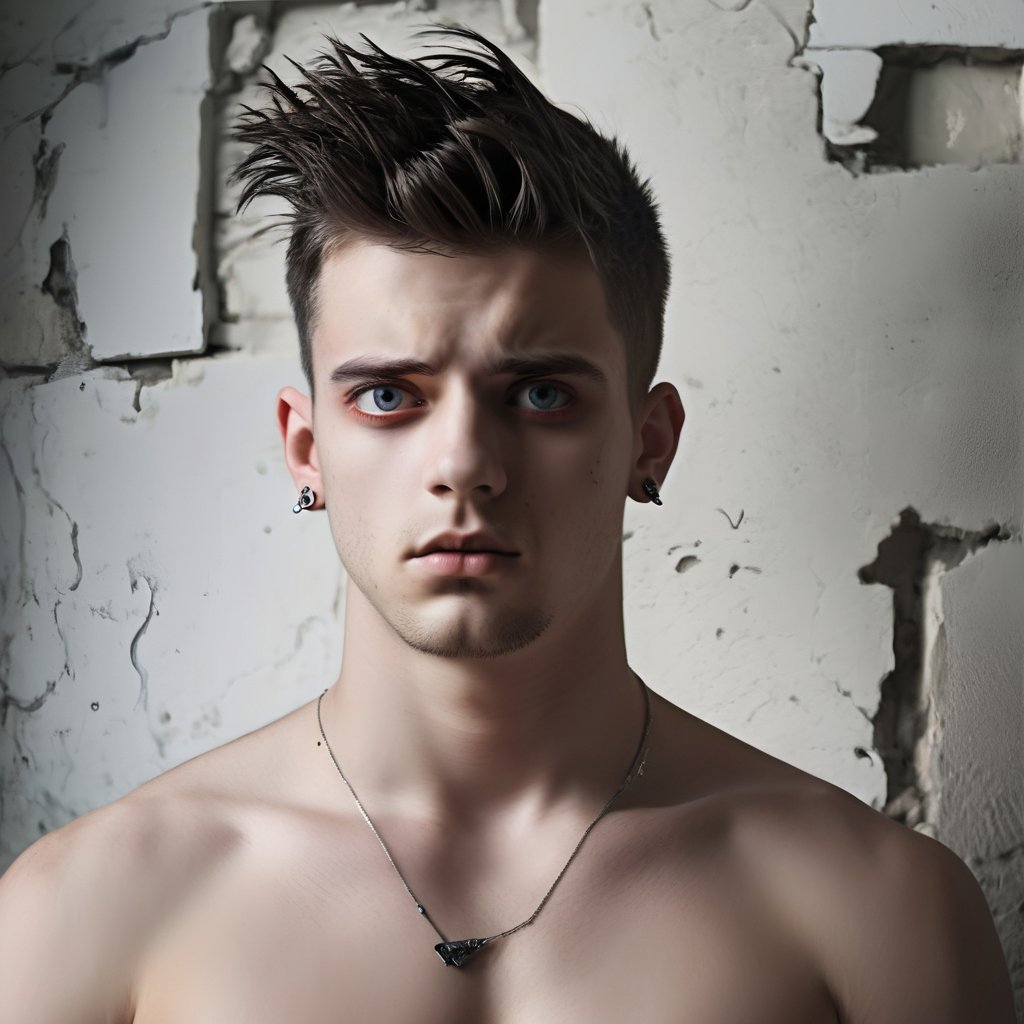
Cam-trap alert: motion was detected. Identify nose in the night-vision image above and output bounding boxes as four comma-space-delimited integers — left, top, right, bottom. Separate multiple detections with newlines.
421, 383, 508, 501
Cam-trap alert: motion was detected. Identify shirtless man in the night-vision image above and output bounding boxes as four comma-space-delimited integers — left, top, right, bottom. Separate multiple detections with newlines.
0, 24, 1014, 1024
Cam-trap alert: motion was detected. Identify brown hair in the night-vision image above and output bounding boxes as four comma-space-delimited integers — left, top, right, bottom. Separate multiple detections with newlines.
231, 23, 671, 405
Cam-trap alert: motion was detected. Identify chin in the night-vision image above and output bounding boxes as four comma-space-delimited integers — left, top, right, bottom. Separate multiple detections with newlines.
389, 604, 553, 660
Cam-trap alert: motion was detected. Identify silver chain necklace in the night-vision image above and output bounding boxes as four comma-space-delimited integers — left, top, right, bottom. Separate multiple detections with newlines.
315, 676, 652, 968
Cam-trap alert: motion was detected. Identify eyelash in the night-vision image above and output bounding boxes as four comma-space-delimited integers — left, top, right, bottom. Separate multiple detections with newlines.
346, 380, 576, 422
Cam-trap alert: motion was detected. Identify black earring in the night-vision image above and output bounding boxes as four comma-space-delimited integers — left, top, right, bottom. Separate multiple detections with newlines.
292, 485, 316, 514
641, 478, 663, 506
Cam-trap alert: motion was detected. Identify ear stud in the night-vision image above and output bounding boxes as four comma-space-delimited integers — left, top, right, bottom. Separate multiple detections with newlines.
641, 478, 662, 506
292, 485, 316, 513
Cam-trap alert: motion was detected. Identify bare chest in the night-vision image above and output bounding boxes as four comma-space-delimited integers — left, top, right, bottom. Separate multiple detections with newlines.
130, 815, 838, 1024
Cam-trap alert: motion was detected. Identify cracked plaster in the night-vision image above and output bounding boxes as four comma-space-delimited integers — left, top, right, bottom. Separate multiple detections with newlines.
857, 510, 1015, 829
1, 4, 211, 368
0, 0, 212, 73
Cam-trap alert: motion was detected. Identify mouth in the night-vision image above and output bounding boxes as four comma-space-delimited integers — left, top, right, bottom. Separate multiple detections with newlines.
412, 532, 519, 559
407, 536, 520, 577
410, 548, 519, 578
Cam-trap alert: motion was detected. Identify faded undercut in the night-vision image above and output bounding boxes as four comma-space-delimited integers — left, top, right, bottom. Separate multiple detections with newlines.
230, 23, 671, 406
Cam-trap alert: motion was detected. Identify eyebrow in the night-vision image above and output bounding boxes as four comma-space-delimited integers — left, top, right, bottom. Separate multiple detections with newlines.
328, 353, 609, 386
329, 358, 434, 384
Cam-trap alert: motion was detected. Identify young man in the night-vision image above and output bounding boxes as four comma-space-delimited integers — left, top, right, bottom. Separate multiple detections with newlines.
0, 24, 1014, 1024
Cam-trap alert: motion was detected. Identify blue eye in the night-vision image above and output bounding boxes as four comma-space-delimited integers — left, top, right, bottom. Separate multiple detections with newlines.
515, 382, 572, 411
353, 385, 410, 414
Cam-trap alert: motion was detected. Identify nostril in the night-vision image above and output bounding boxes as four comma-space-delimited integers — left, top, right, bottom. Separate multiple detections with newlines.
424, 454, 507, 498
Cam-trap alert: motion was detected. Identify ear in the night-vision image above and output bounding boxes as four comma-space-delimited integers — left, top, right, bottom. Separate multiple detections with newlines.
277, 386, 323, 510
629, 381, 685, 504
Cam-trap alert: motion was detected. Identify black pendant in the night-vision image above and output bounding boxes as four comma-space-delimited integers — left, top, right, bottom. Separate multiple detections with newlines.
435, 938, 487, 967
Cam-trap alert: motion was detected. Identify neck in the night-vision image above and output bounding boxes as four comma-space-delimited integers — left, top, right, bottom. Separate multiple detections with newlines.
318, 580, 647, 827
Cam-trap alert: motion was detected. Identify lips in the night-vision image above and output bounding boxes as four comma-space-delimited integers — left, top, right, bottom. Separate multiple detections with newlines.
410, 532, 520, 577
412, 531, 518, 558
413, 550, 516, 577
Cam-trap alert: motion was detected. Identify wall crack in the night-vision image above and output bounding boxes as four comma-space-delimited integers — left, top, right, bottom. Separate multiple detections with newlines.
31, 137, 65, 221
128, 569, 158, 712
4, 4, 212, 141
858, 506, 1013, 828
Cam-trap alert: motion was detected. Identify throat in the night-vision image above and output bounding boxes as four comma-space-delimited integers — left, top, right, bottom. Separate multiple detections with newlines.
314, 678, 651, 970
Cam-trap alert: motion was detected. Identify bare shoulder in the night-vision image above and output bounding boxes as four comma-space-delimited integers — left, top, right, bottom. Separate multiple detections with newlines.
0, 702, 310, 1024
729, 778, 1015, 1023
651, 701, 1014, 1021
0, 788, 236, 1024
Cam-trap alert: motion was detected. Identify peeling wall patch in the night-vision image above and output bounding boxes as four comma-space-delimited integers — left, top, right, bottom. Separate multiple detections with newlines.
802, 46, 1024, 172
858, 507, 1013, 829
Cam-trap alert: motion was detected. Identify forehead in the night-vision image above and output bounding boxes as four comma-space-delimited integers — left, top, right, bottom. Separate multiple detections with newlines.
312, 239, 625, 381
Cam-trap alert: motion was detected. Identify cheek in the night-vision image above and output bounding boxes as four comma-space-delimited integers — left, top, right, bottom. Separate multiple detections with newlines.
580, 420, 635, 497
319, 422, 401, 499
532, 441, 631, 545
318, 460, 380, 559
533, 412, 629, 479
516, 444, 608, 519
324, 420, 423, 492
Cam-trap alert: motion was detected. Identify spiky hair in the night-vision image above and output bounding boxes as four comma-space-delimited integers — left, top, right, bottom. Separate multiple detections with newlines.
231, 23, 671, 404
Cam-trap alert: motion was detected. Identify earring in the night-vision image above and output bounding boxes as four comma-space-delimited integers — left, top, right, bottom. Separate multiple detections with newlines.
641, 478, 663, 506
292, 485, 316, 514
